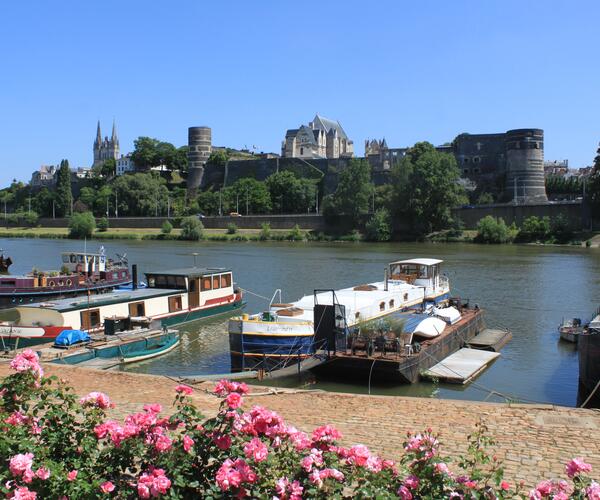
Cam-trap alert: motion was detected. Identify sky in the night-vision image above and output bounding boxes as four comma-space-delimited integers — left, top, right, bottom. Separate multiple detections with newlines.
1, 0, 599, 186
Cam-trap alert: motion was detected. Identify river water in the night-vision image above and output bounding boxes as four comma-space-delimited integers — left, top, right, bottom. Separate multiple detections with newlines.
2, 237, 597, 406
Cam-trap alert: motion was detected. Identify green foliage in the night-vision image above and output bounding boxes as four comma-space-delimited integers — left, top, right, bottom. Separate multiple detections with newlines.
131, 137, 187, 172
161, 220, 173, 234
258, 222, 271, 241
226, 223, 238, 234
365, 208, 392, 242
55, 159, 73, 217
391, 142, 466, 235
286, 224, 304, 241
517, 216, 551, 242
96, 217, 109, 232
474, 216, 516, 244
180, 216, 203, 241
545, 175, 583, 196
31, 188, 54, 217
206, 150, 229, 168
328, 159, 373, 224
112, 173, 169, 216
223, 178, 272, 214
550, 213, 574, 243
265, 171, 317, 214
196, 190, 220, 216
68, 212, 96, 239
476, 192, 494, 205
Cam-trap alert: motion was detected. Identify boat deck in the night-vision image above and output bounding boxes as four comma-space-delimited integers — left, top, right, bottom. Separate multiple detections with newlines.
422, 348, 500, 384
468, 328, 512, 352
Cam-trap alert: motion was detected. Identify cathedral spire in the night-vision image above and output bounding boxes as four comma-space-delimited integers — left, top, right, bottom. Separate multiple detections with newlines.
111, 118, 118, 144
95, 120, 102, 146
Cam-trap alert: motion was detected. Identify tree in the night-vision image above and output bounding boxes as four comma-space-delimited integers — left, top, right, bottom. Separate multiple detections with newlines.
206, 150, 229, 169
224, 178, 272, 214
112, 173, 169, 216
131, 137, 161, 170
96, 217, 109, 232
197, 190, 221, 216
180, 216, 203, 241
365, 208, 392, 242
587, 143, 600, 217
266, 171, 317, 214
329, 159, 373, 225
31, 188, 55, 217
55, 159, 73, 217
474, 216, 515, 244
161, 221, 173, 234
68, 212, 96, 239
390, 142, 465, 235
100, 158, 116, 178
517, 216, 550, 242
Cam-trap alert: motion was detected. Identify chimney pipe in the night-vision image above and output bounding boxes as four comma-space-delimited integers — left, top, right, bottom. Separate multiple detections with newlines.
132, 264, 138, 290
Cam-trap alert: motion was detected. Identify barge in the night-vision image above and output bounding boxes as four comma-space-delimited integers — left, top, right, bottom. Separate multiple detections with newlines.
0, 266, 243, 348
578, 314, 600, 408
229, 258, 450, 372
0, 249, 130, 308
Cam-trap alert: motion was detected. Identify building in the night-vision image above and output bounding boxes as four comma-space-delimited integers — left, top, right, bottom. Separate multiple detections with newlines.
73, 167, 92, 179
282, 114, 354, 159
93, 120, 120, 168
366, 129, 548, 203
116, 154, 136, 176
30, 165, 57, 187
544, 160, 569, 177
187, 126, 212, 191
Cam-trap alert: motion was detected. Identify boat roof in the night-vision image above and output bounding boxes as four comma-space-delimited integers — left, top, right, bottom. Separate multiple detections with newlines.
390, 258, 443, 266
145, 267, 231, 278
16, 287, 179, 313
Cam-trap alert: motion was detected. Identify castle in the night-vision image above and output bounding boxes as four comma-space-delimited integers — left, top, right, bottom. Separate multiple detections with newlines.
93, 120, 119, 167
282, 114, 354, 159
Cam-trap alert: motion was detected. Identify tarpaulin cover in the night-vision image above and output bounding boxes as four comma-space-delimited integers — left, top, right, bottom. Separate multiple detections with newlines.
54, 329, 91, 346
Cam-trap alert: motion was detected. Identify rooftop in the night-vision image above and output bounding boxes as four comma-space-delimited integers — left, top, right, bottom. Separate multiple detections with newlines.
390, 258, 444, 266
145, 267, 230, 278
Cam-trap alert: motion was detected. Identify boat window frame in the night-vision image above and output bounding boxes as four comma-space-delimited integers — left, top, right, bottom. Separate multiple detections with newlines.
212, 275, 220, 290
168, 295, 183, 312
220, 273, 232, 288
201, 276, 212, 291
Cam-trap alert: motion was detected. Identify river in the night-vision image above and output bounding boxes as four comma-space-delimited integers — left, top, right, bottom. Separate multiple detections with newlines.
2, 237, 597, 407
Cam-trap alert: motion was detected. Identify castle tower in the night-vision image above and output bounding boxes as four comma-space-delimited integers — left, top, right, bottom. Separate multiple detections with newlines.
187, 126, 212, 191
504, 129, 547, 203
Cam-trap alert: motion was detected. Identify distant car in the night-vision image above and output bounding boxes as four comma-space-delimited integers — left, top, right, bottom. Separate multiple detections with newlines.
229, 212, 242, 217
196, 213, 206, 219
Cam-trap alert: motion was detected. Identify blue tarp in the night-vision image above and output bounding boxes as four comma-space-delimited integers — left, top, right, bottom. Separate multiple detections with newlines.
54, 329, 91, 346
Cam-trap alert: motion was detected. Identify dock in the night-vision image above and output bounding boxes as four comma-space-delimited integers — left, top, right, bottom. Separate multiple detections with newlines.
422, 348, 500, 384
468, 328, 512, 352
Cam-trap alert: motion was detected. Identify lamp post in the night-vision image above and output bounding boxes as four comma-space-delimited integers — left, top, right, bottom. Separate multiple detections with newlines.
192, 252, 199, 267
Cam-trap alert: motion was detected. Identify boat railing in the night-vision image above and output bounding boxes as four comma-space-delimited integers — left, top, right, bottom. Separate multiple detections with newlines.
268, 289, 282, 309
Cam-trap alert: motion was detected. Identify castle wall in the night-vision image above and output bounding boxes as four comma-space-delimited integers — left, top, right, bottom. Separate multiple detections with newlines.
504, 129, 547, 202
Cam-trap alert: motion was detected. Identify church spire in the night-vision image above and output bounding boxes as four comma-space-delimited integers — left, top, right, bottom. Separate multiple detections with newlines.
95, 120, 102, 146
111, 119, 118, 144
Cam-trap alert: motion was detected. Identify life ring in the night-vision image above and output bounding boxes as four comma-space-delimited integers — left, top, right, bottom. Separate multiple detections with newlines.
76, 264, 83, 273
58, 281, 64, 287
48, 281, 55, 288
66, 279, 72, 286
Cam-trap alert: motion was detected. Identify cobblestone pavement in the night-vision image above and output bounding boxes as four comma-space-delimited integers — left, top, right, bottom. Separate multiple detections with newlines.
2, 363, 599, 487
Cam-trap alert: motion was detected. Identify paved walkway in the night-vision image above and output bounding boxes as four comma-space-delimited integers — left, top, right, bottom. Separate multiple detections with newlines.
2, 363, 599, 487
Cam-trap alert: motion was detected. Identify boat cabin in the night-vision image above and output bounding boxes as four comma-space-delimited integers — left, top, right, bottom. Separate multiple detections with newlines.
61, 251, 107, 274
388, 259, 446, 296
145, 267, 234, 310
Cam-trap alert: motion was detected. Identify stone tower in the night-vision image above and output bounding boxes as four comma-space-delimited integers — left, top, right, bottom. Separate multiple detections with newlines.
504, 129, 547, 202
187, 126, 212, 191
93, 120, 120, 167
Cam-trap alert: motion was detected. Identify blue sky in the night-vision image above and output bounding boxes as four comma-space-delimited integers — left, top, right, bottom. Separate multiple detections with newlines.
1, 1, 599, 186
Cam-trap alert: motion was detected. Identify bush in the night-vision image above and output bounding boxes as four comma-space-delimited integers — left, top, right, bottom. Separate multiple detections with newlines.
96, 217, 109, 232
476, 192, 494, 205
68, 212, 96, 239
340, 229, 363, 242
365, 208, 392, 242
2, 350, 599, 499
161, 220, 173, 235
227, 223, 238, 235
286, 224, 304, 241
550, 214, 574, 243
180, 216, 203, 241
517, 216, 551, 242
259, 222, 271, 241
6, 211, 39, 227
474, 216, 515, 244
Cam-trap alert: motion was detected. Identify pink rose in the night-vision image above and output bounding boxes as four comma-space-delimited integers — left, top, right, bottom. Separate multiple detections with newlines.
154, 434, 173, 453
10, 349, 43, 379
100, 481, 115, 493
404, 475, 419, 490
500, 480, 511, 490
9, 453, 34, 477
243, 437, 269, 462
434, 462, 450, 475
226, 392, 243, 409
397, 485, 413, 500
175, 384, 193, 395
10, 486, 37, 500
586, 482, 600, 500
35, 467, 50, 480
213, 433, 232, 450
143, 403, 162, 414
79, 392, 111, 409
67, 470, 78, 481
183, 434, 194, 453
566, 457, 593, 478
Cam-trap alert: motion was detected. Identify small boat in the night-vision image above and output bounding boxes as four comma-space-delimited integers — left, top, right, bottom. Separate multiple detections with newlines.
120, 334, 180, 364
0, 248, 130, 308
229, 257, 451, 372
559, 317, 585, 343
0, 253, 12, 273
0, 266, 244, 348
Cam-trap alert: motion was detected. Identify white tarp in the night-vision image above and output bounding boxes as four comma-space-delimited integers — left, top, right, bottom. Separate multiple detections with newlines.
433, 306, 461, 325
414, 317, 446, 338
589, 315, 600, 331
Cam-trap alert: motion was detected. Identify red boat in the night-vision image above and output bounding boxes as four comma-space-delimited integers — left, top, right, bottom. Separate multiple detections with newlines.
0, 249, 131, 308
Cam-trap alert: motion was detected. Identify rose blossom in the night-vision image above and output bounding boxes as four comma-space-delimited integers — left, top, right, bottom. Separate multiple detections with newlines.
10, 487, 37, 500
397, 485, 413, 500
226, 392, 243, 409
434, 462, 450, 475
214, 379, 249, 396
35, 467, 50, 480
67, 470, 78, 481
174, 384, 193, 395
243, 437, 269, 462
9, 349, 43, 379
404, 475, 419, 490
183, 434, 194, 453
79, 391, 112, 409
100, 481, 115, 493
216, 458, 256, 492
9, 453, 34, 477
212, 433, 232, 450
566, 457, 592, 478
587, 482, 600, 500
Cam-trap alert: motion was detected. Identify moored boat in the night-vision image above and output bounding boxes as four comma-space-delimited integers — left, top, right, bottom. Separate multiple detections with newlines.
578, 313, 600, 408
0, 266, 244, 348
558, 317, 585, 343
0, 248, 130, 308
228, 258, 450, 372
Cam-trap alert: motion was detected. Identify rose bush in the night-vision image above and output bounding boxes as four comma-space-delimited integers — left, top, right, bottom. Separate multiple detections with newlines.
0, 349, 598, 498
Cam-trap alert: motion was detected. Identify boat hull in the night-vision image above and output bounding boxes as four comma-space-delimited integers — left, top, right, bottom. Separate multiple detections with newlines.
160, 299, 245, 327
578, 332, 600, 408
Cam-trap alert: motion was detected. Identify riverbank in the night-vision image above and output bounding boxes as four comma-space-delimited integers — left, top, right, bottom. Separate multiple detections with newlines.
1, 361, 598, 488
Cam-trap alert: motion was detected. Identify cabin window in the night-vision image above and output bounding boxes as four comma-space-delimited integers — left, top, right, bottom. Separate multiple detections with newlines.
148, 277, 156, 287
168, 295, 182, 312
167, 276, 177, 288
404, 293, 408, 301
155, 275, 167, 287
129, 301, 146, 317
379, 302, 385, 311
355, 312, 360, 320
70, 255, 77, 263
121, 271, 127, 278
221, 273, 232, 288
80, 309, 100, 330
389, 299, 395, 308
176, 277, 186, 289
1, 280, 16, 286
201, 277, 212, 291
62, 255, 70, 263
112, 272, 119, 280
212, 276, 220, 289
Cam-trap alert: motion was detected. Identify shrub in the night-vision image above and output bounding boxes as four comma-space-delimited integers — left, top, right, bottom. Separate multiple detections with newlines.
258, 222, 271, 241
180, 216, 203, 241
161, 220, 173, 235
68, 212, 96, 239
1, 350, 598, 499
22, 211, 39, 227
340, 229, 363, 242
476, 192, 494, 205
365, 208, 391, 242
550, 214, 574, 243
227, 223, 238, 235
286, 224, 304, 241
517, 216, 551, 242
474, 216, 514, 244
96, 217, 109, 232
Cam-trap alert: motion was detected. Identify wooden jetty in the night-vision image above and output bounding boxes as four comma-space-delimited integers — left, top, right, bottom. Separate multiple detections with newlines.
313, 308, 486, 384
422, 348, 500, 384
468, 328, 512, 352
